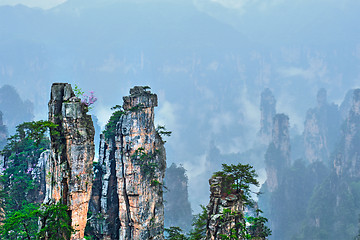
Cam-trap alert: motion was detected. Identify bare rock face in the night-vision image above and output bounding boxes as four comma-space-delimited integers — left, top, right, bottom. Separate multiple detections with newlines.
206, 176, 243, 240
334, 89, 360, 178
303, 89, 340, 164
265, 114, 290, 192
89, 86, 166, 239
30, 150, 50, 204
259, 88, 276, 144
45, 83, 95, 239
88, 135, 120, 239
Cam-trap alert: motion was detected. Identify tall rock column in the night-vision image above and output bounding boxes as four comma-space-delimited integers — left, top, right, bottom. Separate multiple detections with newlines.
206, 176, 244, 240
46, 83, 95, 239
334, 89, 360, 178
259, 88, 276, 144
117, 86, 166, 239
88, 86, 166, 239
303, 89, 341, 164
264, 114, 290, 192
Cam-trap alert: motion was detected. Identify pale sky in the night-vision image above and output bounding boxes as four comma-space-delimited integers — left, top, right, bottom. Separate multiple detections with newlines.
0, 0, 67, 9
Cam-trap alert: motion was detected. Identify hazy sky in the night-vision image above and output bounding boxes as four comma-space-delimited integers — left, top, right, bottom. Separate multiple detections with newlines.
0, 0, 66, 9
1, 0, 360, 214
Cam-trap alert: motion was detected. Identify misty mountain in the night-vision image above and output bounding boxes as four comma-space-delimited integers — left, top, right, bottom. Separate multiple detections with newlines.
1, 0, 360, 212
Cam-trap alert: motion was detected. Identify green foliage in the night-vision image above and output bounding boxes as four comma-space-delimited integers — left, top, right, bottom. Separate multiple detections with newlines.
165, 226, 188, 240
0, 203, 39, 239
188, 205, 208, 240
156, 125, 172, 143
103, 106, 125, 140
2, 121, 54, 153
214, 163, 259, 206
128, 103, 144, 112
132, 147, 160, 185
0, 121, 68, 239
37, 203, 75, 240
246, 209, 272, 239
74, 84, 85, 98
156, 125, 172, 137
0, 121, 50, 213
217, 209, 271, 240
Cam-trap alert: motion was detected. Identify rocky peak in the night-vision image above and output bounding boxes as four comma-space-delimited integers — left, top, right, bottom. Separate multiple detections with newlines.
88, 86, 166, 239
316, 88, 327, 108
264, 113, 290, 192
272, 114, 290, 163
259, 88, 276, 144
303, 89, 341, 164
43, 83, 95, 239
206, 176, 244, 240
123, 86, 157, 110
334, 89, 360, 178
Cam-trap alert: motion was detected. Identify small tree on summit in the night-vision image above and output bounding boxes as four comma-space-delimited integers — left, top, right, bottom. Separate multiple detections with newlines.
214, 163, 259, 206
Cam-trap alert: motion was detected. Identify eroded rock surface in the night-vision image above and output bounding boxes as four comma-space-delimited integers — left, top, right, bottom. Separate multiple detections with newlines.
89, 86, 166, 239
206, 176, 243, 240
45, 83, 95, 239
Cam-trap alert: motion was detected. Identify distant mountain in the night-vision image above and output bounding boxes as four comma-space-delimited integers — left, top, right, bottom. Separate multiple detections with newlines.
1, 0, 360, 213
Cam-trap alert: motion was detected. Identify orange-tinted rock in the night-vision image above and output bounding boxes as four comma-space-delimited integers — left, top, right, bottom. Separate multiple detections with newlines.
45, 83, 95, 239
88, 86, 166, 239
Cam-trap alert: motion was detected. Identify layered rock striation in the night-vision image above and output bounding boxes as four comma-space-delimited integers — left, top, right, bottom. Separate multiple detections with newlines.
264, 114, 290, 192
89, 86, 166, 239
44, 83, 95, 239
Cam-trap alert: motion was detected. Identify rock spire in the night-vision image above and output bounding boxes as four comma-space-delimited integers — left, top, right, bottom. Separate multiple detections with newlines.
259, 88, 276, 144
88, 86, 166, 239
44, 83, 95, 239
265, 113, 290, 192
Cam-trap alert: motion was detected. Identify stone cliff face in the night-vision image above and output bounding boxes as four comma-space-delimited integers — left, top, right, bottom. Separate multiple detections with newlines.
206, 176, 244, 240
259, 88, 276, 144
303, 89, 341, 164
30, 150, 50, 204
88, 86, 166, 240
264, 114, 290, 192
45, 83, 95, 239
334, 89, 360, 178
